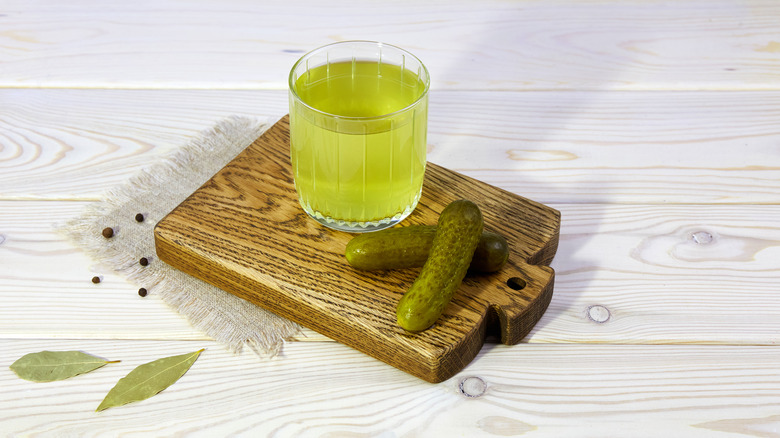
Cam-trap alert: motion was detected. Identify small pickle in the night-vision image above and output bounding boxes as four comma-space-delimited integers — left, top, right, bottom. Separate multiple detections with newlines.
471, 231, 510, 273
345, 226, 508, 273
396, 200, 483, 332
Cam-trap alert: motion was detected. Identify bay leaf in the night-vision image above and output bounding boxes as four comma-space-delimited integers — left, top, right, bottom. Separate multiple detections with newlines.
96, 348, 204, 412
10, 351, 119, 382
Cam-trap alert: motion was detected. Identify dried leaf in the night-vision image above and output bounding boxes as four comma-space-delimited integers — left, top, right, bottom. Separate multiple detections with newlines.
96, 349, 204, 412
10, 351, 119, 382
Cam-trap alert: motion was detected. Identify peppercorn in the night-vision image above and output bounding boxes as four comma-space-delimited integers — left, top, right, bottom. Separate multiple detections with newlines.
139, 257, 149, 266
102, 227, 114, 238
91, 276, 101, 284
135, 213, 145, 223
138, 288, 148, 297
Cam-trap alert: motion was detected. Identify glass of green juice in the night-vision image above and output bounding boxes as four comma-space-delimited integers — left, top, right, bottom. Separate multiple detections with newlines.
288, 41, 430, 232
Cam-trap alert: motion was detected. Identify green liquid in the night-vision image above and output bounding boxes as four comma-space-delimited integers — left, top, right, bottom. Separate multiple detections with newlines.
290, 60, 428, 226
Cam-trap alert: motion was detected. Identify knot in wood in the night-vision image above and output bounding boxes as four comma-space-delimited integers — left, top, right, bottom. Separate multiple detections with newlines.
691, 230, 714, 245
587, 305, 611, 323
459, 376, 487, 398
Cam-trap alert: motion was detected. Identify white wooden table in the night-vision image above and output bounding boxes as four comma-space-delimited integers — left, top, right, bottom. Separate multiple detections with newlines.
2, 1, 779, 435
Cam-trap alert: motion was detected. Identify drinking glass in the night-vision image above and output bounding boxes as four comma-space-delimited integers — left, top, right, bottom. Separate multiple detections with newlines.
288, 41, 430, 232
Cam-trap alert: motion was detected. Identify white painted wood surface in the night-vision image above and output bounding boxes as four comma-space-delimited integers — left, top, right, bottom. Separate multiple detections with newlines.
1, 0, 779, 435
2, 340, 779, 437
3, 89, 779, 203
2, 0, 779, 90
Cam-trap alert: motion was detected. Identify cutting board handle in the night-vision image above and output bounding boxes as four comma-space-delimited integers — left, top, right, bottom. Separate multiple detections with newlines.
474, 262, 555, 345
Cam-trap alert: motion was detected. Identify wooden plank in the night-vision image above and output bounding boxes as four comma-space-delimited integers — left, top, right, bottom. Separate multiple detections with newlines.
0, 89, 287, 200
537, 203, 780, 345
3, 201, 778, 346
1, 0, 778, 90
429, 91, 780, 204
1, 339, 779, 436
2, 89, 780, 203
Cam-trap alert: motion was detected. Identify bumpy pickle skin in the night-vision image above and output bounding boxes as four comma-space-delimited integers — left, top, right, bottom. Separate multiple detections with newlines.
345, 226, 508, 273
396, 200, 483, 332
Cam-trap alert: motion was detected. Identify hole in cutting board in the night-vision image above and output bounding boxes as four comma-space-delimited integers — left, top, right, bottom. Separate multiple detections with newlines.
506, 277, 526, 290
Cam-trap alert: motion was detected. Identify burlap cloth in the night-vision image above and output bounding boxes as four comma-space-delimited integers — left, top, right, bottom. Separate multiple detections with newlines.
58, 116, 302, 356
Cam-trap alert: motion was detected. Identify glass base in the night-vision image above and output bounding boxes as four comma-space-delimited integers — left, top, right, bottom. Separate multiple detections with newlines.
300, 198, 419, 233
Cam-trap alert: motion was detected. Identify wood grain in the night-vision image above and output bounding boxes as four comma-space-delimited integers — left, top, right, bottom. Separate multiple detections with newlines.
2, 339, 779, 437
1, 0, 779, 91
3, 89, 780, 203
0, 89, 287, 200
154, 116, 560, 382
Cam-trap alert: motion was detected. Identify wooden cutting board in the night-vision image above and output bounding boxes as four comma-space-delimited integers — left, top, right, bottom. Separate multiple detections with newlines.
154, 115, 560, 383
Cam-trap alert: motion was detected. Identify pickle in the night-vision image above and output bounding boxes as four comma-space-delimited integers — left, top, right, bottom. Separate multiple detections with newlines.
470, 231, 510, 273
396, 199, 483, 332
346, 226, 436, 271
345, 226, 508, 273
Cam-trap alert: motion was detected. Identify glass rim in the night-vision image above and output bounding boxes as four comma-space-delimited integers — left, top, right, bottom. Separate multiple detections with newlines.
288, 40, 430, 122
